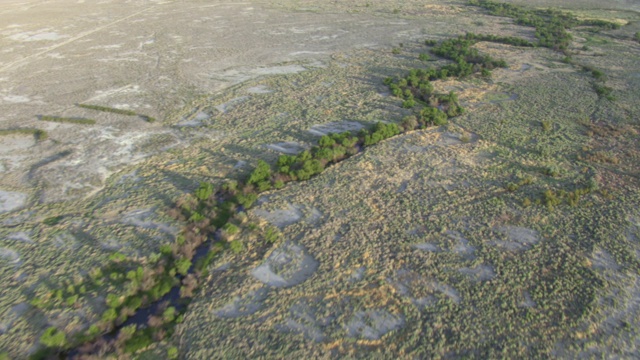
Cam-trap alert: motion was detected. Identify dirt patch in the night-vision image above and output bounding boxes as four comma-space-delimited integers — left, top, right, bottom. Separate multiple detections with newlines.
0, 136, 36, 154
214, 96, 249, 113
308, 121, 365, 136
345, 309, 404, 340
277, 296, 333, 342
247, 85, 273, 94
251, 241, 319, 288
491, 226, 540, 251
253, 203, 303, 228
0, 190, 27, 214
120, 208, 177, 234
458, 265, 496, 282
0, 247, 21, 267
265, 142, 308, 155
213, 286, 270, 318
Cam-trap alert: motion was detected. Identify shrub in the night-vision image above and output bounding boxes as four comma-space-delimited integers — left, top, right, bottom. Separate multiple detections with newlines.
420, 107, 448, 126
264, 226, 280, 243
401, 116, 419, 131
419, 53, 431, 61
236, 192, 258, 208
194, 182, 214, 201
174, 257, 192, 275
102, 308, 118, 323
162, 307, 177, 323
222, 223, 240, 235
402, 99, 416, 108
222, 180, 238, 193
229, 240, 244, 253
43, 216, 63, 226
168, 347, 179, 360
591, 69, 604, 80
247, 160, 271, 185
40, 327, 66, 348
124, 332, 152, 353
318, 135, 336, 148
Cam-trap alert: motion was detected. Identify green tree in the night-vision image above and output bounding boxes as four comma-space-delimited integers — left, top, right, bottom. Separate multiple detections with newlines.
247, 160, 271, 185
194, 182, 214, 201
40, 327, 66, 348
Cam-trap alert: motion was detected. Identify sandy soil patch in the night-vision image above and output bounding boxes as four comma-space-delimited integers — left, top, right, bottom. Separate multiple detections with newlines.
308, 121, 365, 136
0, 190, 27, 214
345, 309, 404, 340
251, 241, 319, 288
213, 287, 269, 318
492, 226, 540, 251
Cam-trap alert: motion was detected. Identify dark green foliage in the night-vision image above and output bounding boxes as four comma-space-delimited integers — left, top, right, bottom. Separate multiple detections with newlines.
138, 115, 156, 123
420, 107, 449, 126
593, 84, 615, 101
635, 32, 640, 42
0, 128, 48, 141
318, 135, 336, 148
38, 115, 95, 125
236, 192, 258, 208
194, 182, 214, 201
101, 308, 118, 323
106, 293, 123, 308
124, 331, 152, 353
43, 216, 63, 226
77, 104, 155, 123
222, 223, 239, 235
162, 307, 177, 323
469, 0, 619, 51
463, 32, 535, 47
431, 37, 508, 72
419, 53, 431, 61
402, 99, 416, 108
167, 347, 179, 360
229, 240, 244, 253
40, 327, 66, 348
174, 257, 192, 276
247, 160, 271, 185
264, 226, 280, 243
401, 116, 419, 131
77, 104, 138, 116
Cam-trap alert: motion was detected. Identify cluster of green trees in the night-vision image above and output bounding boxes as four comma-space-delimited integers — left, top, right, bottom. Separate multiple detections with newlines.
384, 66, 465, 123
462, 32, 535, 47
469, 0, 619, 100
431, 37, 508, 72
468, 0, 620, 51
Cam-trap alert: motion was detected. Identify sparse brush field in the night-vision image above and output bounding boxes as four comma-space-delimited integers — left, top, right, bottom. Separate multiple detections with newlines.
0, 0, 639, 359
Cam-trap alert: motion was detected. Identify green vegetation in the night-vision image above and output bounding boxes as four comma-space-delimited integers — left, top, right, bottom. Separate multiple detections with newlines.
468, 0, 619, 51
76, 104, 138, 116
38, 115, 95, 125
468, 1, 620, 99
39, 327, 66, 348
635, 32, 640, 42
42, 216, 63, 226
0, 128, 48, 141
27, 3, 635, 358
77, 104, 156, 122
